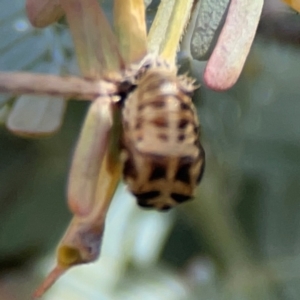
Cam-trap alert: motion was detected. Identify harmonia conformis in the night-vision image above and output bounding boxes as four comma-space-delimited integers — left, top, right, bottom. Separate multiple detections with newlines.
121, 58, 205, 211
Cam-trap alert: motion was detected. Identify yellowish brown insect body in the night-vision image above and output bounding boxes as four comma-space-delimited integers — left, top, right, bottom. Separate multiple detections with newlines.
122, 58, 205, 211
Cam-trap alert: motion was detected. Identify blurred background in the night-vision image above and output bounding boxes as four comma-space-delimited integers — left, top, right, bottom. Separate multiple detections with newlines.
1, 0, 300, 299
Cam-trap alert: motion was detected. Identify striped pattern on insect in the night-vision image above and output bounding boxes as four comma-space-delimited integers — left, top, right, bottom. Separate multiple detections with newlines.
122, 57, 205, 211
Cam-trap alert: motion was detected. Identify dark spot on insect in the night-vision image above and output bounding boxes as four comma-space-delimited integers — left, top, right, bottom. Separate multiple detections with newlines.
175, 163, 191, 184
119, 84, 136, 103
123, 157, 137, 179
134, 191, 161, 206
141, 60, 152, 71
152, 117, 168, 128
178, 119, 189, 129
119, 92, 128, 102
160, 205, 171, 211
149, 164, 166, 181
193, 135, 201, 146
137, 202, 153, 209
180, 156, 194, 163
180, 102, 191, 111
135, 118, 143, 129
119, 80, 135, 96
178, 134, 185, 142
150, 100, 165, 108
157, 133, 168, 141
170, 193, 191, 203
138, 103, 146, 111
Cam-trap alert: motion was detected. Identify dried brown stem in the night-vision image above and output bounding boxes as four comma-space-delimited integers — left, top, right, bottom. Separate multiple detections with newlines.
0, 72, 118, 101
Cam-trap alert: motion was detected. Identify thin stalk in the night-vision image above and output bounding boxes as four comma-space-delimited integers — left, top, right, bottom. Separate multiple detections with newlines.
148, 0, 194, 63
0, 72, 118, 100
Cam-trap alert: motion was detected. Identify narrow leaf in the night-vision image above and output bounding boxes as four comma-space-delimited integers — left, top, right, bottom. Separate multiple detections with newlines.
26, 0, 64, 28
34, 147, 122, 298
6, 95, 66, 137
148, 0, 194, 64
114, 0, 147, 65
60, 0, 125, 79
67, 97, 113, 216
189, 0, 230, 61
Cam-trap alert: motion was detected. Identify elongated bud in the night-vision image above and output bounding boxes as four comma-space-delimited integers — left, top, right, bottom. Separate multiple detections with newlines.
33, 215, 105, 298
34, 149, 122, 298
68, 97, 113, 216
26, 0, 64, 28
7, 95, 66, 137
114, 0, 147, 65
204, 0, 263, 91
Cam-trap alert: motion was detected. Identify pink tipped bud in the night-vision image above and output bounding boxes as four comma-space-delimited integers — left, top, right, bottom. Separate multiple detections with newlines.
204, 0, 263, 91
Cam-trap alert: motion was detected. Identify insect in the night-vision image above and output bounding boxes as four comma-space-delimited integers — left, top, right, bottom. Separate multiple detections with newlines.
122, 57, 205, 210
0, 0, 204, 297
